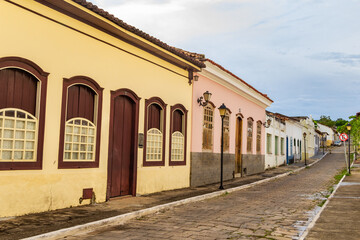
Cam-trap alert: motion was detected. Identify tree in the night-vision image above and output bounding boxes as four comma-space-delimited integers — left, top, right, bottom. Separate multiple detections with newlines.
335, 118, 347, 127
338, 115, 360, 157
317, 115, 335, 127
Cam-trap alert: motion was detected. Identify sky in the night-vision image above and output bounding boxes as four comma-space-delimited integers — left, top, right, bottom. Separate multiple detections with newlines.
91, 0, 360, 120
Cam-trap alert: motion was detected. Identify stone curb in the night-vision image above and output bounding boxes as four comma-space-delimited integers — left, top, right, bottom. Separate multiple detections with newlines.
299, 155, 353, 240
24, 154, 327, 240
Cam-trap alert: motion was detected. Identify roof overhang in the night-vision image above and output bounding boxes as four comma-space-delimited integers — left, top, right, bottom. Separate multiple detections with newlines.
201, 60, 273, 109
34, 0, 202, 71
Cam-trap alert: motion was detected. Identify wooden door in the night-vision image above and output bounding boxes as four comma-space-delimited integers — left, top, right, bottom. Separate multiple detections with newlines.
235, 117, 242, 175
110, 95, 136, 197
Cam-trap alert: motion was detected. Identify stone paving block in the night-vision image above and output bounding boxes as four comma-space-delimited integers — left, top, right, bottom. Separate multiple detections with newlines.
49, 153, 346, 240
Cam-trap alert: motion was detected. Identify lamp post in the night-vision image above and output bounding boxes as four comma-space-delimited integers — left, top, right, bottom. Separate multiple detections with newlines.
347, 123, 352, 174
303, 132, 307, 166
218, 103, 227, 190
322, 133, 325, 155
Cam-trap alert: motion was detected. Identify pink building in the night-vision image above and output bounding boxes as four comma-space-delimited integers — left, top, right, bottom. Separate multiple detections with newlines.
190, 58, 273, 187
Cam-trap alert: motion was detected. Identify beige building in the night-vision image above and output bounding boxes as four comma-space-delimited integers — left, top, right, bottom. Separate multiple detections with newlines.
0, 0, 203, 217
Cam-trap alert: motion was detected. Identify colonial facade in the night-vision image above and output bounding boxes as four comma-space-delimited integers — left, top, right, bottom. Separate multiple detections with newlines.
285, 117, 304, 164
0, 0, 204, 217
265, 111, 287, 169
190, 58, 272, 186
317, 123, 336, 146
292, 116, 316, 159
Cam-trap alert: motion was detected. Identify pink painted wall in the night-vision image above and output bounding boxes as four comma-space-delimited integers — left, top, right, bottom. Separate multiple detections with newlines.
191, 74, 267, 154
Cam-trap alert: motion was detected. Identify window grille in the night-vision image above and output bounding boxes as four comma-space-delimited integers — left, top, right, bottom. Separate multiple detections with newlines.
256, 121, 261, 153
171, 131, 184, 161
203, 106, 213, 150
146, 128, 163, 161
64, 118, 96, 161
247, 118, 253, 152
0, 109, 37, 162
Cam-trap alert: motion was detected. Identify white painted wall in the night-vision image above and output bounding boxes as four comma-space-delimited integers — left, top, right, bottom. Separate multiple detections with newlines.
285, 120, 303, 162
300, 116, 316, 158
265, 114, 286, 169
317, 123, 335, 145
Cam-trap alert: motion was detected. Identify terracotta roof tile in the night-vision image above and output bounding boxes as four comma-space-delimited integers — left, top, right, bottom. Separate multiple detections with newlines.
71, 0, 205, 68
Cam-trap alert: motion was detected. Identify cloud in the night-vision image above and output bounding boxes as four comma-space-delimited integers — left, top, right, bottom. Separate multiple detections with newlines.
88, 0, 360, 120
309, 52, 360, 66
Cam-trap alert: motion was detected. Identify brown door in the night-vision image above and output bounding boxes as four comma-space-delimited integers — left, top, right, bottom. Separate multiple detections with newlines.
110, 95, 136, 197
235, 117, 242, 175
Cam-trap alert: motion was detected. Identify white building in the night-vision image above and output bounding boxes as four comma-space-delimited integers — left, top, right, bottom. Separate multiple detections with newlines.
265, 111, 287, 169
317, 123, 336, 146
292, 116, 316, 159
286, 118, 304, 164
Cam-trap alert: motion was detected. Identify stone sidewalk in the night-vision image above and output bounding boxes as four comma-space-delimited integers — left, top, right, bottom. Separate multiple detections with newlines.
306, 157, 360, 240
0, 155, 322, 240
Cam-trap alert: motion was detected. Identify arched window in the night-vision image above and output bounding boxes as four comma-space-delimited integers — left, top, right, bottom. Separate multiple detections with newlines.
143, 97, 166, 166
0, 57, 48, 170
223, 111, 230, 152
58, 76, 103, 168
256, 121, 262, 153
202, 103, 215, 151
247, 117, 254, 153
169, 104, 188, 166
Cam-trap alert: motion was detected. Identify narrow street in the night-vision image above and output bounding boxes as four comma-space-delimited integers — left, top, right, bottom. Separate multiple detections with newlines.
67, 149, 345, 240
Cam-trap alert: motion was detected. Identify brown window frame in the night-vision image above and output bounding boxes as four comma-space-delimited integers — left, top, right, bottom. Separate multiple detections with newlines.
58, 76, 103, 169
222, 110, 231, 153
247, 117, 254, 153
169, 104, 188, 166
143, 97, 167, 167
256, 120, 262, 154
202, 101, 216, 151
0, 57, 48, 171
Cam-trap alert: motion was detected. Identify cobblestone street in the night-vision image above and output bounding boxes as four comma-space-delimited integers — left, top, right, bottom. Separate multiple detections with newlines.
66, 150, 345, 240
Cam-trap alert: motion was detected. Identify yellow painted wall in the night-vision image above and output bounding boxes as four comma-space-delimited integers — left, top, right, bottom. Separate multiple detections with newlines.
0, 0, 192, 217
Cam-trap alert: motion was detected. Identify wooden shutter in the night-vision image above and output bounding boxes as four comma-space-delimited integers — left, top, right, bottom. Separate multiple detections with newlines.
148, 104, 161, 130
67, 84, 95, 122
173, 109, 183, 133
0, 68, 37, 116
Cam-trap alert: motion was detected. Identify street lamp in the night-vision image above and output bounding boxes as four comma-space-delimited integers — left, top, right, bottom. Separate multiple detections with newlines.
218, 103, 228, 190
303, 132, 307, 166
347, 123, 352, 174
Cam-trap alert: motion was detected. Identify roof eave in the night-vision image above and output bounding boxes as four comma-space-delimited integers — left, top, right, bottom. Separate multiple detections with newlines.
36, 0, 204, 71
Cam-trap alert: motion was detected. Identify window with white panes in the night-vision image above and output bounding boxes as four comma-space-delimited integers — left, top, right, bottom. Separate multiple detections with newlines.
171, 131, 184, 160
64, 118, 95, 161
146, 128, 163, 161
143, 98, 166, 166
169, 105, 187, 165
58, 77, 103, 169
0, 60, 48, 171
0, 109, 37, 162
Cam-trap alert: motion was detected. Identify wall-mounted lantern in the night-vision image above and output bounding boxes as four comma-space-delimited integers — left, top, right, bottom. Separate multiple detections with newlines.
263, 118, 272, 128
197, 91, 212, 106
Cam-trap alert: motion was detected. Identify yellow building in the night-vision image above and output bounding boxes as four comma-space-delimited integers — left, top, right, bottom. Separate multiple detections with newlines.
0, 0, 203, 217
